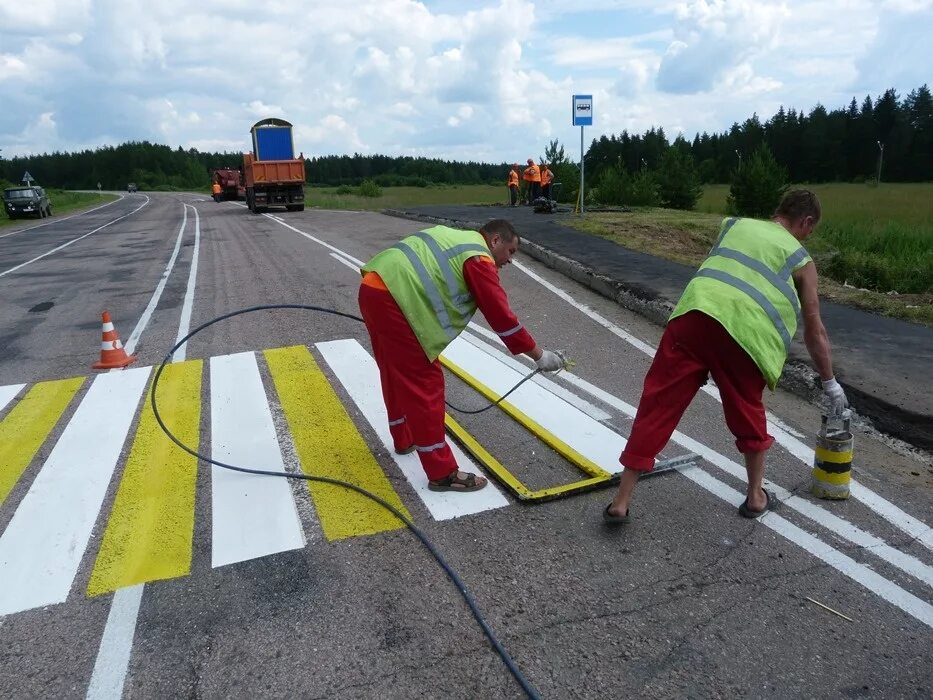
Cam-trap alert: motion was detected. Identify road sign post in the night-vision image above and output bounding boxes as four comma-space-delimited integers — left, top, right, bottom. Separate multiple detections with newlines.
572, 95, 592, 214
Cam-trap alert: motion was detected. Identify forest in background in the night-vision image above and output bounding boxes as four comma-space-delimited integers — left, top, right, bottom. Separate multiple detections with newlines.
1, 85, 930, 190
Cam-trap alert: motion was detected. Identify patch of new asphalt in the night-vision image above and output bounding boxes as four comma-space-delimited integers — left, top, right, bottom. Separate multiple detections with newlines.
386, 204, 933, 452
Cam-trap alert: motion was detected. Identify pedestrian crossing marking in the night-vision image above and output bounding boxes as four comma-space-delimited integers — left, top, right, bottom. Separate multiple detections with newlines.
210, 352, 306, 568
87, 360, 203, 596
0, 367, 151, 616
0, 377, 84, 507
265, 346, 410, 540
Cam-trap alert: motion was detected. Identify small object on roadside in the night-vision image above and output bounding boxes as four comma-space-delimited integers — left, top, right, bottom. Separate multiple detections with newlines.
804, 596, 854, 622
811, 410, 854, 500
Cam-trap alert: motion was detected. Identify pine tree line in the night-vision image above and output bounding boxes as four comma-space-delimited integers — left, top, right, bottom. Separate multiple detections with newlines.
587, 85, 932, 184
1, 85, 929, 191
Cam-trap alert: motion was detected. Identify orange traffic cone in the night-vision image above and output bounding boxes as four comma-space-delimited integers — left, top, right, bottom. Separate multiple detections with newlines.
92, 311, 137, 369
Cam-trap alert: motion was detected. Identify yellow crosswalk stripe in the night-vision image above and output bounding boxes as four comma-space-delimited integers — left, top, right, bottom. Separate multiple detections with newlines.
87, 360, 202, 596
265, 345, 410, 540
0, 377, 84, 507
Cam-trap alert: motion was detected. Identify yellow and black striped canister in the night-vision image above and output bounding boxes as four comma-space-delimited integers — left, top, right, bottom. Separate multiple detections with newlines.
811, 414, 854, 500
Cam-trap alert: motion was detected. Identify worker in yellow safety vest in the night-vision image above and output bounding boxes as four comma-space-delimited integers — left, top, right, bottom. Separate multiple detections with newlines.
359, 219, 565, 492
604, 190, 848, 524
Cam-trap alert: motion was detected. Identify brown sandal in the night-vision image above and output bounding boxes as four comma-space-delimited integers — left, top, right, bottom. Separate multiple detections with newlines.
428, 470, 488, 492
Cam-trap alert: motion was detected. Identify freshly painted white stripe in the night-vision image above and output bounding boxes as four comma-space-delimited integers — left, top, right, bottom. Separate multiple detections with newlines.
442, 336, 625, 471
0, 196, 150, 278
86, 203, 204, 700
317, 339, 510, 520
85, 584, 144, 700
173, 204, 202, 361
513, 259, 933, 550
267, 215, 366, 266
0, 367, 151, 615
681, 465, 933, 628
209, 352, 305, 567
0, 384, 26, 413
0, 195, 123, 240
329, 252, 362, 271
462, 325, 612, 423
551, 369, 933, 589
122, 204, 187, 356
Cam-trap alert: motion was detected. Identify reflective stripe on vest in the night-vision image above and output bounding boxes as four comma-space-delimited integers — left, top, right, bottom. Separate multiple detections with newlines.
410, 231, 488, 317
363, 226, 492, 360
670, 217, 811, 388
394, 240, 457, 339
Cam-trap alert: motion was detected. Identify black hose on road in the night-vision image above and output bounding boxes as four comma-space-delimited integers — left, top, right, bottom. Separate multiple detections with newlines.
150, 304, 541, 700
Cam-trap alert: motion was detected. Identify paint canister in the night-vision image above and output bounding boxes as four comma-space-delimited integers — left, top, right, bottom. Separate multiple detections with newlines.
811, 413, 854, 500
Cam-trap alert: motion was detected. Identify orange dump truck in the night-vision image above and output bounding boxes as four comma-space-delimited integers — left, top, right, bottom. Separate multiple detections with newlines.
211, 168, 245, 200
243, 118, 306, 213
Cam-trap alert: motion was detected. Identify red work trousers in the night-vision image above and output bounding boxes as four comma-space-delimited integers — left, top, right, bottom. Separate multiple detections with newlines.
620, 311, 775, 472
358, 283, 458, 481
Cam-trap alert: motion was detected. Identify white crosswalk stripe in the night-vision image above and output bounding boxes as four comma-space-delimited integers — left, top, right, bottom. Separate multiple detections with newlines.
0, 368, 151, 615
209, 351, 306, 568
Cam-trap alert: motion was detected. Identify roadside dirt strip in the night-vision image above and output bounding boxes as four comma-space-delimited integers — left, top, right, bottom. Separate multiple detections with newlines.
0, 195, 929, 698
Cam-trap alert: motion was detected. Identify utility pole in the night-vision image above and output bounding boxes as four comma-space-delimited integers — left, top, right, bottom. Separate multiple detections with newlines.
876, 140, 884, 186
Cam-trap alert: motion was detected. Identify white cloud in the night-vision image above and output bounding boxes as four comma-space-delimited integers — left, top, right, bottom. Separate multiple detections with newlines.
0, 0, 927, 161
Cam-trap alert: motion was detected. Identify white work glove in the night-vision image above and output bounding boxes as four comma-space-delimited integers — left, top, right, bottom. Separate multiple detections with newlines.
821, 377, 848, 417
535, 350, 564, 372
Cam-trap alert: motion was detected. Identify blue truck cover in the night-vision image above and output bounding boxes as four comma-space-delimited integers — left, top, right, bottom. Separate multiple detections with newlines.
251, 118, 295, 161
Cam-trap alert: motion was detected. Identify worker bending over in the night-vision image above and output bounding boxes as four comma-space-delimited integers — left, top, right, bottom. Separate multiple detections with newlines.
359, 219, 564, 493
540, 163, 553, 201
523, 159, 541, 204
605, 190, 848, 523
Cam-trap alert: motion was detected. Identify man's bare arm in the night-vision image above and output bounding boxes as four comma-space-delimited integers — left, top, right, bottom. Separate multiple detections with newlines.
793, 261, 834, 380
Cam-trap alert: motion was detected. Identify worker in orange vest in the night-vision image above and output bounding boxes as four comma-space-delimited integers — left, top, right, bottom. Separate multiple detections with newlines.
211, 181, 222, 203
540, 163, 554, 201
507, 164, 520, 206
523, 159, 541, 205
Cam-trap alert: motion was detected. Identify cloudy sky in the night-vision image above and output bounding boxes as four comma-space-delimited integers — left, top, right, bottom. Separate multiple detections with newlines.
1, 0, 930, 162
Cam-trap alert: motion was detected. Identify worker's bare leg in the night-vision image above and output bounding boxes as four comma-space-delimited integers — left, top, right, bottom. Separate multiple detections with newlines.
607, 468, 640, 518
744, 449, 768, 511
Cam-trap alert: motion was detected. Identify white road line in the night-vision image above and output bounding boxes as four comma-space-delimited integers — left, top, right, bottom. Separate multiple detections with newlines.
512, 259, 933, 550
122, 204, 187, 356
87, 201, 201, 700
317, 339, 510, 520
210, 352, 305, 567
0, 196, 150, 279
326, 250, 612, 424
682, 465, 933, 628
0, 384, 26, 413
0, 367, 151, 616
442, 337, 625, 470
264, 214, 367, 264
0, 195, 123, 240
550, 369, 933, 589
461, 327, 611, 423
85, 584, 144, 700
173, 204, 202, 361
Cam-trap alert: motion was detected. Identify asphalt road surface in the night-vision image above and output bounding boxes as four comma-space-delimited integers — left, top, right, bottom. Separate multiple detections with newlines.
1, 193, 931, 699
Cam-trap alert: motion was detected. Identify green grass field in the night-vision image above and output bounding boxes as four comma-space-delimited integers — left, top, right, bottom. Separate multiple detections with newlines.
0, 190, 118, 228
699, 183, 933, 296
308, 184, 506, 211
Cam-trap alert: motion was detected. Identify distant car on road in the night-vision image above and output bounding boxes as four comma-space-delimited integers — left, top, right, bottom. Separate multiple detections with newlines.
127, 183, 138, 193
3, 186, 52, 219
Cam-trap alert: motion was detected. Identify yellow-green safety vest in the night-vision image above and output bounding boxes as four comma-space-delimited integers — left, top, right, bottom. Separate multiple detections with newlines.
362, 226, 492, 361
670, 217, 812, 389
